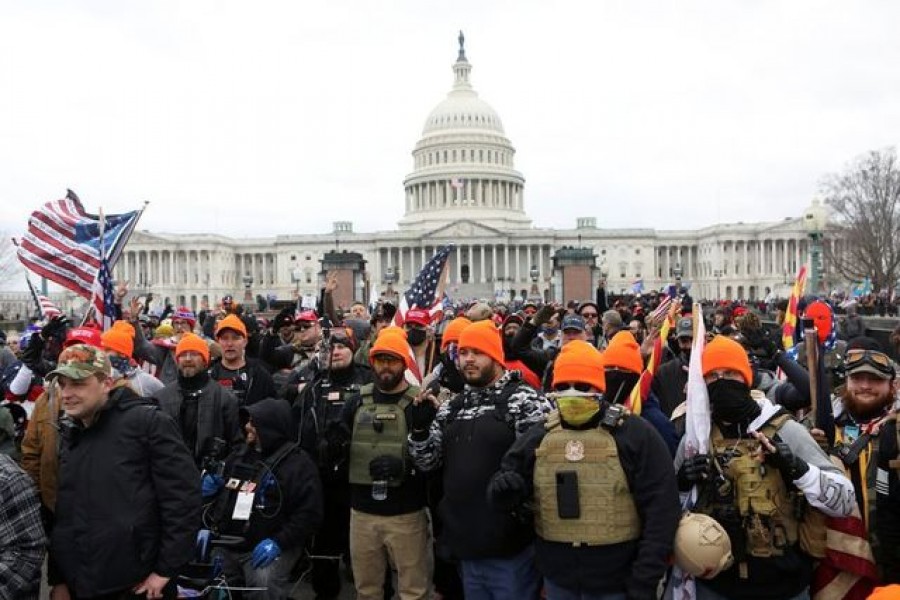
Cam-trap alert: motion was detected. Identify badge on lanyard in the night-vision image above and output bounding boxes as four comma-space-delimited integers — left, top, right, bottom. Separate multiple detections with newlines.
232, 490, 255, 520
844, 424, 860, 444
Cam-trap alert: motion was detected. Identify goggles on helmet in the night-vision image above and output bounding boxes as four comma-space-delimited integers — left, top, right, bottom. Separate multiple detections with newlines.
845, 349, 895, 377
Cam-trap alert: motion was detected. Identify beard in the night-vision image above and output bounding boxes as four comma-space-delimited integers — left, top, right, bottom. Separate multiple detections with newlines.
376, 368, 406, 391
841, 386, 893, 422
463, 363, 497, 388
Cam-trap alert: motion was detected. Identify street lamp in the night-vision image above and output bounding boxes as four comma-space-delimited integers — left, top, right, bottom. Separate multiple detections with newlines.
673, 263, 683, 290
384, 267, 398, 301
803, 199, 828, 295
529, 265, 540, 300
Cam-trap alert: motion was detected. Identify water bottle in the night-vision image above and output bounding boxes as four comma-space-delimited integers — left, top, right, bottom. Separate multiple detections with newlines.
371, 480, 388, 501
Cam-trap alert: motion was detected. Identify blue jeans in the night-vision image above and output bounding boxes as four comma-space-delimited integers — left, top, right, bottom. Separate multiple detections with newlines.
459, 545, 541, 600
544, 577, 627, 600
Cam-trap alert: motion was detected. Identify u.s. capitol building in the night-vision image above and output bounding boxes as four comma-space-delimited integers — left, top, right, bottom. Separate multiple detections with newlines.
114, 35, 842, 312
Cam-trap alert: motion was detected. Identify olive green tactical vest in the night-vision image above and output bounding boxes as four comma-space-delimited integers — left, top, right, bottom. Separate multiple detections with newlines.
532, 411, 641, 545
348, 384, 419, 486
702, 413, 799, 562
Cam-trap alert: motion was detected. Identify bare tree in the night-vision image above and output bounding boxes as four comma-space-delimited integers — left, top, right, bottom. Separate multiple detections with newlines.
823, 147, 900, 294
0, 233, 24, 289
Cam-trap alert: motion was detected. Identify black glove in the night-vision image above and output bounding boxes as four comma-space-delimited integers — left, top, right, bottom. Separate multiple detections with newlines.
41, 315, 70, 341
487, 471, 527, 510
766, 438, 809, 481
409, 400, 438, 440
677, 454, 712, 491
369, 455, 405, 481
20, 335, 54, 377
531, 304, 556, 328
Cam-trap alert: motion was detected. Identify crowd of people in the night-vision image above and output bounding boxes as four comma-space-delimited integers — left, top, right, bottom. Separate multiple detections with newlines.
1, 278, 900, 600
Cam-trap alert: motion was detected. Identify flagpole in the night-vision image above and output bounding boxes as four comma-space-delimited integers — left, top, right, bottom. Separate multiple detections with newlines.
83, 208, 107, 326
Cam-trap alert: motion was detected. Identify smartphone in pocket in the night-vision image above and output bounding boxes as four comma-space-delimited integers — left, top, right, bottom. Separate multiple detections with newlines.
556, 470, 580, 519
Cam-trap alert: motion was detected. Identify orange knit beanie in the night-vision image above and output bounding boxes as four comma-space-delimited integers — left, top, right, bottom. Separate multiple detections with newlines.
601, 330, 644, 374
702, 335, 752, 386
458, 319, 504, 365
553, 340, 606, 391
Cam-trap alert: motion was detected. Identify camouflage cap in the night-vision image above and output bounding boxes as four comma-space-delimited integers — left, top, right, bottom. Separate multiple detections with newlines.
47, 343, 112, 381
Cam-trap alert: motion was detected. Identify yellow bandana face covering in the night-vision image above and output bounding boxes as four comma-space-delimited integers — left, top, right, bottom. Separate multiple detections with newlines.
555, 395, 601, 426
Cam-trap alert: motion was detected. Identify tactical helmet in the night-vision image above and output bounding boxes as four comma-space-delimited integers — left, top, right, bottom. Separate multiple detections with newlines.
673, 513, 734, 579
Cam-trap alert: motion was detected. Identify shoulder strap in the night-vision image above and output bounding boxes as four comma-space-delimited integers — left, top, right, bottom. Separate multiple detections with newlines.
359, 383, 375, 406
759, 409, 793, 438
399, 385, 420, 411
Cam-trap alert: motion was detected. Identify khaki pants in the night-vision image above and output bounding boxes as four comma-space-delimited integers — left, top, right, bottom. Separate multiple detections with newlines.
350, 508, 430, 600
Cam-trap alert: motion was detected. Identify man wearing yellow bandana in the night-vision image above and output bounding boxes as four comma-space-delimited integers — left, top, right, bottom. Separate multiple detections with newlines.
487, 340, 680, 599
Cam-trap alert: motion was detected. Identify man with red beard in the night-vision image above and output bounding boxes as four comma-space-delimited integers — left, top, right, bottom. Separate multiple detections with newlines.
830, 337, 900, 583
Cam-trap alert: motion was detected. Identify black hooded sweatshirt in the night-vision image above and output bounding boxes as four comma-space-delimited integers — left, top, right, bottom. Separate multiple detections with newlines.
216, 398, 323, 552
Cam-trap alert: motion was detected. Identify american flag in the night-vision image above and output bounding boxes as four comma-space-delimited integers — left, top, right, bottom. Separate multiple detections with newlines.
91, 256, 118, 331
38, 295, 62, 319
16, 190, 140, 299
450, 178, 465, 189
394, 244, 453, 328
19, 265, 62, 320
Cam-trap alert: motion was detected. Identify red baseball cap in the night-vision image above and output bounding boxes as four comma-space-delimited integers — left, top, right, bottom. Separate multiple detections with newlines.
295, 310, 318, 323
405, 309, 431, 326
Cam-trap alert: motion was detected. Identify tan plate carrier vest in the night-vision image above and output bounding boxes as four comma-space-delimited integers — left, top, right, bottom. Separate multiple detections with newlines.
533, 410, 641, 546
348, 384, 419, 487
704, 413, 800, 563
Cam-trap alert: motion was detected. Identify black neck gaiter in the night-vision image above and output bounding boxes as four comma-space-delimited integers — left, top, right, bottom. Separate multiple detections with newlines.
708, 379, 760, 428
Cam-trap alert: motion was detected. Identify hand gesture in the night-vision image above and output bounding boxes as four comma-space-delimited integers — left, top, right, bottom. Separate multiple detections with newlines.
115, 280, 129, 302
324, 271, 338, 294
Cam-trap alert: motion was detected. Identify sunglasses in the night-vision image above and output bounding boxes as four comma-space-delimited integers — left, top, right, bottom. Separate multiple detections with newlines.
581, 312, 598, 319
553, 382, 595, 393
845, 349, 895, 376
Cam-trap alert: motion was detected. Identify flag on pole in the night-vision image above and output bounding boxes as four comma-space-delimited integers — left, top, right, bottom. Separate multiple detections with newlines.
626, 296, 679, 415
450, 178, 465, 189
90, 256, 117, 331
670, 303, 709, 599
16, 190, 141, 299
394, 244, 453, 327
38, 295, 62, 319
781, 265, 808, 350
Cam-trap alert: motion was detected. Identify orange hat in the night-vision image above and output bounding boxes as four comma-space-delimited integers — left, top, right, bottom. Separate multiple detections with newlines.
867, 585, 900, 600
458, 319, 504, 365
601, 330, 644, 374
702, 335, 752, 386
441, 317, 472, 350
215, 314, 247, 338
112, 320, 135, 338
552, 340, 605, 391
369, 326, 413, 366
175, 333, 210, 364
101, 327, 134, 359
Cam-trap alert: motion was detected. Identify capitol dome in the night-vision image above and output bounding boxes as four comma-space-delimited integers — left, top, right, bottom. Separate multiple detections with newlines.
398, 32, 531, 231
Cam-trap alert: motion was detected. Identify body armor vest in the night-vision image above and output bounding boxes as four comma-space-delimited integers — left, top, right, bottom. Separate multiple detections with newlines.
700, 413, 799, 567
532, 410, 641, 545
348, 384, 419, 486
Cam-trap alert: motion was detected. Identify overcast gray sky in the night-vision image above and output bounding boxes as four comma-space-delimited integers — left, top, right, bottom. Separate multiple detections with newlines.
2, 0, 900, 242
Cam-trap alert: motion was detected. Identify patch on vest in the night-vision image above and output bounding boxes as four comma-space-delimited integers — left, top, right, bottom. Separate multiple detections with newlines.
565, 439, 585, 462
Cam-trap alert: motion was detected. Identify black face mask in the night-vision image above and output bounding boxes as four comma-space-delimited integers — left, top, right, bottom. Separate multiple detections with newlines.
407, 328, 427, 347
604, 371, 641, 404
680, 349, 691, 364
708, 379, 760, 426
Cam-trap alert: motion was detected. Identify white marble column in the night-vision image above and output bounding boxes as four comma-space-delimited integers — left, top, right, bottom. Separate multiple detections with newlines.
455, 246, 462, 284
504, 244, 510, 281
514, 245, 520, 282
491, 245, 497, 281
479, 244, 486, 283
538, 245, 544, 280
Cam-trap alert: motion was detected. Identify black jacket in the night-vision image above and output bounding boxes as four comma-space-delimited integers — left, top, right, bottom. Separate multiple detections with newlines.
650, 354, 689, 418
877, 416, 900, 583
152, 373, 244, 466
209, 357, 277, 408
213, 398, 323, 552
496, 407, 679, 599
51, 387, 201, 598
